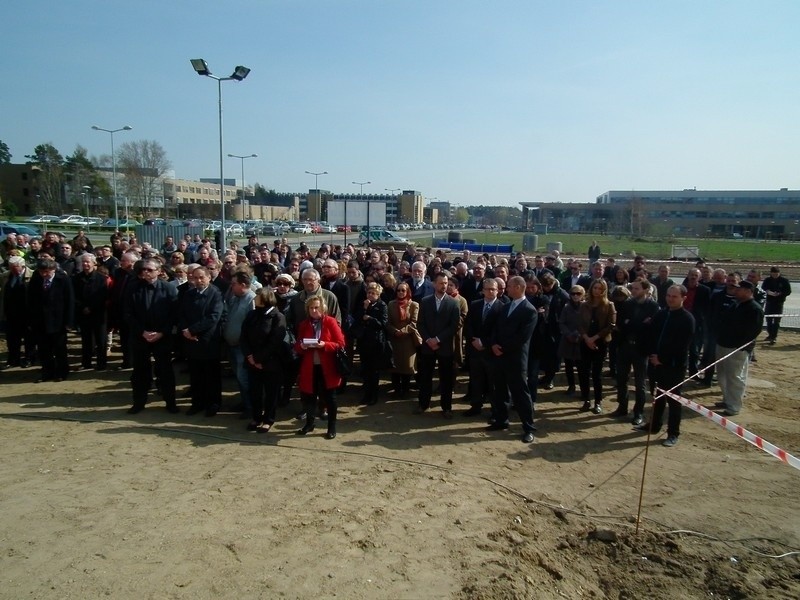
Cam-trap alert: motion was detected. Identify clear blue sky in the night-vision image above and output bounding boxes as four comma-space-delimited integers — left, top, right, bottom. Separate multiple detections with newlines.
2, 0, 798, 207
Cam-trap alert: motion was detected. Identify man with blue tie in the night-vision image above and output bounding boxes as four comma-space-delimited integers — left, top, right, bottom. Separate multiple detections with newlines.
463, 278, 503, 417
488, 276, 537, 443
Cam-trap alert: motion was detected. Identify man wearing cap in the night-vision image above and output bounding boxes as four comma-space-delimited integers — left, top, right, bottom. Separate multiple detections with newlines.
761, 266, 791, 345
714, 280, 764, 416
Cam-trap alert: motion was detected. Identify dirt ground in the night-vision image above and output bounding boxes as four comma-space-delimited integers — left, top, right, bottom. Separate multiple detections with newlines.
1, 330, 798, 600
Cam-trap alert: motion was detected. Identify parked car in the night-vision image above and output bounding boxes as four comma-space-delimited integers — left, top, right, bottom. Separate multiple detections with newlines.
29, 214, 60, 223
0, 222, 42, 237
336, 225, 353, 233
104, 218, 141, 228
225, 224, 245, 237
358, 229, 409, 245
59, 215, 92, 226
144, 218, 166, 226
292, 223, 313, 234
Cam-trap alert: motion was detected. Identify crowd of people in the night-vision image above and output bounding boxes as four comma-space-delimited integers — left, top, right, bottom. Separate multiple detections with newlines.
1, 228, 785, 446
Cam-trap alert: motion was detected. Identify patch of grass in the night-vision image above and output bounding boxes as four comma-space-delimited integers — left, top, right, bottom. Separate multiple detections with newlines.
434, 231, 800, 263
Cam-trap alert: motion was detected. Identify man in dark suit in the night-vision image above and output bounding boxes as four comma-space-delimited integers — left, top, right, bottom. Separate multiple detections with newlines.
178, 266, 224, 416
28, 258, 74, 382
124, 258, 179, 414
489, 276, 537, 443
410, 261, 434, 303
1, 256, 34, 367
109, 252, 138, 369
415, 272, 461, 418
462, 277, 503, 417
72, 253, 110, 371
681, 268, 711, 377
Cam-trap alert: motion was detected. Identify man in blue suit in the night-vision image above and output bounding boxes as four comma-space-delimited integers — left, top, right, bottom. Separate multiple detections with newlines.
488, 276, 537, 443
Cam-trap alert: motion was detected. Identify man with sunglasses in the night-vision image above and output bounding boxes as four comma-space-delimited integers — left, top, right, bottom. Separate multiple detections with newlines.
124, 258, 179, 415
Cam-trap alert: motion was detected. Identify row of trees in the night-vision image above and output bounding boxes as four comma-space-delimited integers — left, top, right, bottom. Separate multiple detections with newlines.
0, 139, 171, 216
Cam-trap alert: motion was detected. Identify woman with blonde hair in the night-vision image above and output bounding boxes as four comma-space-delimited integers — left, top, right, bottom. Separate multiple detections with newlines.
294, 296, 346, 438
576, 278, 616, 414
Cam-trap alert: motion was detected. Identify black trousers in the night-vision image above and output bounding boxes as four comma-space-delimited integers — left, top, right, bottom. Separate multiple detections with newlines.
649, 365, 685, 437
79, 315, 107, 369
417, 351, 454, 412
468, 350, 496, 408
131, 337, 176, 409
5, 318, 32, 365
301, 364, 337, 434
249, 368, 280, 424
37, 329, 69, 380
578, 342, 607, 405
492, 358, 535, 434
188, 358, 222, 410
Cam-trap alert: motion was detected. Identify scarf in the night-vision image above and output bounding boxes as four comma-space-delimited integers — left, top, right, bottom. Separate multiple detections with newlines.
396, 296, 411, 321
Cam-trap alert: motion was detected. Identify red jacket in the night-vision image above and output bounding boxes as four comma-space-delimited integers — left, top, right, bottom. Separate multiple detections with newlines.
294, 315, 345, 394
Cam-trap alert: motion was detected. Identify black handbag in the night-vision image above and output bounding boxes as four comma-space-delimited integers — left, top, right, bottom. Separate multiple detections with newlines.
334, 347, 351, 377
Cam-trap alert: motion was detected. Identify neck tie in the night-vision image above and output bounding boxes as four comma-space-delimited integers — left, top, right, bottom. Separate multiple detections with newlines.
482, 302, 491, 322
43, 278, 51, 291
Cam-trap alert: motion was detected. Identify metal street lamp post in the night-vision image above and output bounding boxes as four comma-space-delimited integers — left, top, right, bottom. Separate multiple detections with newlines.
352, 181, 371, 246
91, 124, 132, 228
191, 58, 251, 252
229, 153, 257, 220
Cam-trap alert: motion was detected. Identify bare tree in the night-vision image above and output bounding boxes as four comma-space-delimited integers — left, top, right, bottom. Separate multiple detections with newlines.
117, 140, 171, 214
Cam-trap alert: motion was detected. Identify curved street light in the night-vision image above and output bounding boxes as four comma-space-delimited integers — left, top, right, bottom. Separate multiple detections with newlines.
191, 58, 251, 251
91, 124, 132, 227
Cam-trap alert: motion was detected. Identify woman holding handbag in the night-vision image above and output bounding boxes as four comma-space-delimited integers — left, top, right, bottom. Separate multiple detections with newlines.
353, 282, 389, 406
294, 296, 346, 439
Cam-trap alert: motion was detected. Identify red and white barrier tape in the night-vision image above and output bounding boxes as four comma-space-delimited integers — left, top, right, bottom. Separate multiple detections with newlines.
657, 387, 800, 471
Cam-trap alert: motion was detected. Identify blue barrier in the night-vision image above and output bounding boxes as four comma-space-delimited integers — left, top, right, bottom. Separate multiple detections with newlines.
431, 240, 515, 254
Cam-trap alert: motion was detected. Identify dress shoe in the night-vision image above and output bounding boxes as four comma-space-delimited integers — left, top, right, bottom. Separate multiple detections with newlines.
591, 404, 603, 415
521, 432, 535, 443
720, 409, 739, 417
463, 407, 482, 417
609, 408, 628, 418
296, 423, 315, 435
634, 422, 661, 434
485, 422, 509, 431
580, 401, 591, 412
662, 436, 678, 447
713, 401, 729, 409
186, 406, 203, 416
204, 404, 220, 417
127, 405, 144, 415
442, 410, 454, 419
166, 405, 180, 414
543, 382, 554, 390
631, 415, 644, 426
325, 431, 337, 440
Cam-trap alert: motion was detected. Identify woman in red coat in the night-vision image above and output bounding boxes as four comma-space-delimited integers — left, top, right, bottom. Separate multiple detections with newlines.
294, 295, 345, 439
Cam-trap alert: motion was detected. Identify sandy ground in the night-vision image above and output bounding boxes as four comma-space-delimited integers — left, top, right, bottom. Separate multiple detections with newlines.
1, 331, 799, 600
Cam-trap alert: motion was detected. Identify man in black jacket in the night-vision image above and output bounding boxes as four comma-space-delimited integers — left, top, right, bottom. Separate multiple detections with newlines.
681, 268, 711, 377
761, 266, 792, 344
714, 280, 765, 416
178, 266, 224, 416
72, 254, 109, 371
124, 258, 179, 414
611, 278, 660, 424
462, 278, 503, 417
28, 258, 74, 382
636, 285, 695, 447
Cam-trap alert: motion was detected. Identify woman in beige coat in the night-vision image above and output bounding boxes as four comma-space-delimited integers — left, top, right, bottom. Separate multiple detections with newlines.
386, 282, 421, 396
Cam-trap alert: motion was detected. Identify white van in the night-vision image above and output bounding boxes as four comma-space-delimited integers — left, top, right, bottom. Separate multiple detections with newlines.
358, 229, 409, 245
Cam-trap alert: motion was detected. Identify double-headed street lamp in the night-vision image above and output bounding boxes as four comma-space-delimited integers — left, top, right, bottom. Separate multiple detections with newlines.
191, 58, 251, 252
229, 153, 257, 220
352, 181, 371, 246
91, 124, 132, 227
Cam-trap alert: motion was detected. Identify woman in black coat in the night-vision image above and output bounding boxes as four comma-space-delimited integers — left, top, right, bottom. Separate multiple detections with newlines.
353, 281, 389, 406
240, 288, 289, 432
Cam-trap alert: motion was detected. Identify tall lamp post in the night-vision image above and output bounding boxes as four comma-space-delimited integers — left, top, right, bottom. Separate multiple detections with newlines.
229, 153, 257, 220
190, 58, 251, 252
352, 181, 371, 246
91, 124, 132, 227
385, 188, 400, 224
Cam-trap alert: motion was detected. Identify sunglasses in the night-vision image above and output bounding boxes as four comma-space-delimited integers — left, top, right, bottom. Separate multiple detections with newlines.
570, 292, 583, 296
